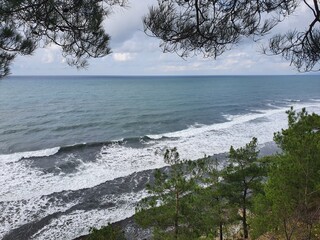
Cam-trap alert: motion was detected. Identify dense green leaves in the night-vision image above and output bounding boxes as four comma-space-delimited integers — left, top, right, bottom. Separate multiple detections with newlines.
221, 137, 264, 239
136, 142, 265, 239
252, 108, 320, 239
88, 224, 126, 240
136, 147, 200, 239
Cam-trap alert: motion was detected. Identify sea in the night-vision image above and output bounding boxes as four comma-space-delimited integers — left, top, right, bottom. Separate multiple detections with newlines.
1, 75, 320, 239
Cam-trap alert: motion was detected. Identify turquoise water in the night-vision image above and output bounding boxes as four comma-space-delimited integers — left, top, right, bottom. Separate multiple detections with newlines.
1, 75, 320, 239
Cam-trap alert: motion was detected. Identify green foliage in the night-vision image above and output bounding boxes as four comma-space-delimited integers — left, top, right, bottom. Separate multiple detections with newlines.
88, 224, 126, 240
136, 147, 255, 239
252, 108, 320, 239
221, 137, 265, 239
135, 109, 320, 240
250, 193, 274, 239
195, 158, 239, 239
136, 147, 201, 239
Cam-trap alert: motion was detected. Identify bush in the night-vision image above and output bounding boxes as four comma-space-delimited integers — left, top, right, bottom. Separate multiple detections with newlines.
88, 224, 126, 240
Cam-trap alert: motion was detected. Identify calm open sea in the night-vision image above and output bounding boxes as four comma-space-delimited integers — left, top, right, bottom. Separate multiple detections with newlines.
1, 75, 320, 239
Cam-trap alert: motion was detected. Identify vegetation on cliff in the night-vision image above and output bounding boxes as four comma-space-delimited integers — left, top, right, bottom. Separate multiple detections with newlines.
88, 108, 320, 239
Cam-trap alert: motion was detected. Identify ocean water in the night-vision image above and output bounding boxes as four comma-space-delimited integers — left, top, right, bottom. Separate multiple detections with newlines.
1, 75, 320, 239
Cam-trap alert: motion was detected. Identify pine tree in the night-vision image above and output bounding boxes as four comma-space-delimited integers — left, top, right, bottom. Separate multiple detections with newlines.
221, 137, 264, 239
254, 108, 320, 239
135, 148, 198, 239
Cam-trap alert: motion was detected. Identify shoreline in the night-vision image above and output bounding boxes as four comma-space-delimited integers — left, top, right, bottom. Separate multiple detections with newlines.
74, 215, 152, 240
1, 142, 278, 240
73, 141, 279, 240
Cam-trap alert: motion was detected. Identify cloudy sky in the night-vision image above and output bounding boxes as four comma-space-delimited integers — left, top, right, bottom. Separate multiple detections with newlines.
11, 0, 315, 76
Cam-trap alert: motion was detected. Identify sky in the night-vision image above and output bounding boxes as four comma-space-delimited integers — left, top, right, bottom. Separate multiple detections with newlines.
11, 0, 316, 76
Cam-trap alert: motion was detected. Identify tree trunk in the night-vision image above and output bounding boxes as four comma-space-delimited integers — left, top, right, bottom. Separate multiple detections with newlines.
283, 219, 292, 240
219, 221, 223, 240
174, 190, 179, 239
243, 188, 248, 239
307, 223, 312, 240
243, 207, 248, 239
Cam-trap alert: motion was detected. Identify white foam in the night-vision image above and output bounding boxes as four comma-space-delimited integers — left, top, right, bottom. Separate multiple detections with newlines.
0, 147, 60, 163
0, 194, 80, 239
0, 144, 165, 201
1, 102, 320, 203
1, 102, 320, 239
265, 103, 282, 109
148, 102, 319, 141
284, 99, 301, 102
187, 122, 206, 128
30, 191, 148, 240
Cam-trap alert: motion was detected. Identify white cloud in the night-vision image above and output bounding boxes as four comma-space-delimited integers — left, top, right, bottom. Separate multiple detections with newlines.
41, 44, 61, 64
112, 52, 134, 62
10, 0, 316, 76
41, 51, 54, 64
105, 0, 156, 46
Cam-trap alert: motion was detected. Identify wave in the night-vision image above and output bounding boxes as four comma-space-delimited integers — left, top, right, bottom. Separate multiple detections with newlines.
1, 101, 320, 202
53, 121, 112, 132
148, 108, 277, 140
1, 100, 320, 240
284, 99, 301, 102
3, 103, 320, 161
2, 100, 320, 163
1, 128, 28, 135
0, 147, 60, 164
2, 136, 177, 163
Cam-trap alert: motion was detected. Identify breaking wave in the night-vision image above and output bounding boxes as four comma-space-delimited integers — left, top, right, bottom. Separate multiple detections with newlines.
1, 100, 320, 239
